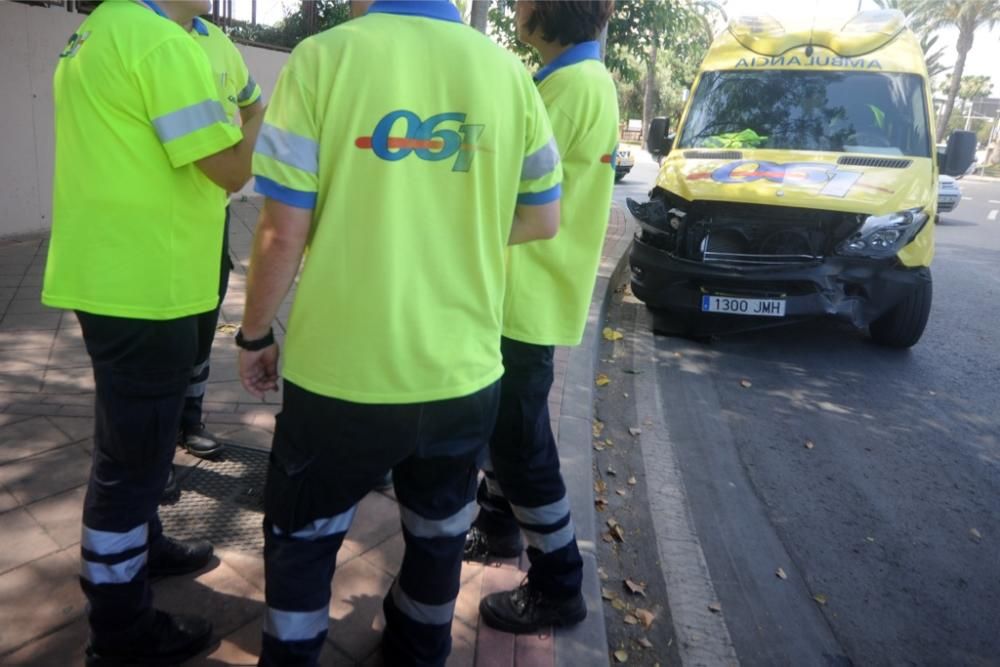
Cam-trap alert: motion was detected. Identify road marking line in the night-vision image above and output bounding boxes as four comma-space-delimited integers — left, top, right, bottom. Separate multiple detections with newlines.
989, 200, 1000, 204
962, 196, 974, 201
989, 209, 998, 221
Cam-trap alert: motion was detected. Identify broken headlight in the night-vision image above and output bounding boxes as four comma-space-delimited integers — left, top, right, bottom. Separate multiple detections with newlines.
837, 208, 928, 259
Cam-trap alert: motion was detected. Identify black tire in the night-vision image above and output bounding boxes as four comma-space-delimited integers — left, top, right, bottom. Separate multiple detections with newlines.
869, 276, 932, 348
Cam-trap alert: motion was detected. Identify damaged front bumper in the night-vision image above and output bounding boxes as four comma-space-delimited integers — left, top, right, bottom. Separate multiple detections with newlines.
629, 235, 931, 329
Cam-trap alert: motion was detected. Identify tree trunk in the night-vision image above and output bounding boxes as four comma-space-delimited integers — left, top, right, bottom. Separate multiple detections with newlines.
937, 30, 973, 138
642, 41, 658, 142
470, 0, 489, 33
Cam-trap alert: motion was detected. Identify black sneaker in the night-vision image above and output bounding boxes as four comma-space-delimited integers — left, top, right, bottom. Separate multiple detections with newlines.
180, 424, 225, 459
479, 579, 586, 634
148, 535, 213, 578
159, 466, 179, 505
463, 525, 523, 561
85, 609, 213, 666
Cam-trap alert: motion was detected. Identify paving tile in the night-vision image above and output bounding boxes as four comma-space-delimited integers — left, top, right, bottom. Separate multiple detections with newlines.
342, 492, 400, 556
0, 508, 61, 575
0, 362, 44, 393
0, 484, 20, 513
453, 562, 484, 629
515, 630, 555, 667
216, 547, 265, 594
0, 614, 88, 666
217, 426, 274, 451
152, 559, 265, 640
0, 416, 74, 464
327, 556, 392, 661
2, 300, 52, 316
0, 444, 91, 505
446, 618, 476, 667
0, 549, 85, 654
360, 532, 404, 578
41, 366, 94, 394
0, 312, 63, 332
190, 615, 261, 666
0, 329, 55, 351
474, 564, 526, 667
46, 417, 94, 443
25, 485, 85, 549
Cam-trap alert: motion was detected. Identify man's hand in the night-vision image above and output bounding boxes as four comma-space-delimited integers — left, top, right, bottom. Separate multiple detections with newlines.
239, 343, 280, 400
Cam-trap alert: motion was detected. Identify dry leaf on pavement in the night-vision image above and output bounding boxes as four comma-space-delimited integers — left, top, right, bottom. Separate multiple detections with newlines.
624, 579, 647, 596
637, 637, 654, 649
601, 587, 616, 601
804, 440, 815, 449
635, 608, 656, 628
598, 567, 609, 581
603, 327, 625, 341
708, 602, 722, 613
813, 594, 828, 605
614, 650, 628, 663
611, 598, 627, 611
627, 476, 638, 485
607, 466, 617, 476
628, 427, 642, 437
216, 323, 238, 334
596, 373, 611, 387
776, 568, 788, 580
970, 528, 983, 542
740, 379, 752, 388
593, 419, 605, 437
623, 614, 639, 625
616, 489, 627, 496
594, 443, 605, 452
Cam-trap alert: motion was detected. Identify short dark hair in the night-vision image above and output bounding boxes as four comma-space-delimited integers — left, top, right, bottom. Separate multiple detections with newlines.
526, 1, 615, 46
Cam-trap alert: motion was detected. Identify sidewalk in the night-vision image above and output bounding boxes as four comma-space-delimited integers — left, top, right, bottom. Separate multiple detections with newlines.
0, 199, 634, 666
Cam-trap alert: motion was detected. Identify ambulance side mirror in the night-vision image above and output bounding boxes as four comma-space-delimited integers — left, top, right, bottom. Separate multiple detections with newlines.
646, 117, 671, 156
941, 131, 976, 177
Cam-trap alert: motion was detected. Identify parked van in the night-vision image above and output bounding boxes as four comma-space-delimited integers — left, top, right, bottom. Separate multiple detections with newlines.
630, 10, 976, 347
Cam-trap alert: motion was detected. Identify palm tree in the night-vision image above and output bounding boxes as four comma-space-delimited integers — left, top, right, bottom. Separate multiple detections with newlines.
902, 0, 1000, 137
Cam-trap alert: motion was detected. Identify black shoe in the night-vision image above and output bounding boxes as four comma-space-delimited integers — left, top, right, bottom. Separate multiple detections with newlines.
463, 525, 523, 562
148, 535, 213, 578
159, 466, 179, 505
479, 580, 586, 634
85, 609, 213, 666
180, 424, 225, 459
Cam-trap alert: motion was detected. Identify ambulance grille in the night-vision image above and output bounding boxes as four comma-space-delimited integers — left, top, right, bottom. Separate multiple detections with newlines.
837, 156, 912, 169
684, 150, 744, 160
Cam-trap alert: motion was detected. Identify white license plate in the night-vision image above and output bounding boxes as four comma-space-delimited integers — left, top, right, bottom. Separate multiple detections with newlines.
701, 295, 786, 317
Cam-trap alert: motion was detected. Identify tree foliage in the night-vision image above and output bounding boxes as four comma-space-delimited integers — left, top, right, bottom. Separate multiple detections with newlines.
227, 0, 350, 49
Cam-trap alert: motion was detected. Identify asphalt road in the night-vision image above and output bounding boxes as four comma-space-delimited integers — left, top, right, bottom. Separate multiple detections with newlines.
603, 169, 1000, 665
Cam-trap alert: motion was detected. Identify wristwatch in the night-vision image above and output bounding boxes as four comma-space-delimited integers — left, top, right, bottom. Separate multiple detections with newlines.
235, 327, 275, 351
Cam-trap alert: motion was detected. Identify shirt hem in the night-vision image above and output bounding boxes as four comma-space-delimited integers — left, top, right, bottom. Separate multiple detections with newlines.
41, 293, 219, 321
500, 327, 584, 348
281, 365, 504, 405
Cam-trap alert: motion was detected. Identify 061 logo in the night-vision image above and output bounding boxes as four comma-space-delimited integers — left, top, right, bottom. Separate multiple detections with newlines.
355, 110, 484, 172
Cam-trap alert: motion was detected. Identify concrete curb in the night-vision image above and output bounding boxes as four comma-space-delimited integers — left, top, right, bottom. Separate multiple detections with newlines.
553, 207, 635, 667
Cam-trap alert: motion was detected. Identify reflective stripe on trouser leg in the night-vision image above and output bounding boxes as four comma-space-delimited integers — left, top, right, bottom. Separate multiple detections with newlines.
260, 505, 356, 667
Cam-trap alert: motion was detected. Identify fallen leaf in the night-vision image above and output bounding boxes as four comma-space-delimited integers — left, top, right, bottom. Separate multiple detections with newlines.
601, 587, 616, 601
616, 489, 627, 496
605, 438, 615, 446
865, 536, 875, 543
623, 392, 629, 398
970, 528, 983, 542
603, 327, 625, 341
614, 649, 628, 663
813, 594, 828, 605
595, 497, 608, 509
628, 427, 642, 437
627, 476, 638, 486
594, 443, 605, 452
804, 440, 815, 450
216, 323, 238, 334
637, 637, 654, 649
596, 373, 611, 387
598, 567, 609, 581
602, 532, 615, 543
611, 598, 626, 611
611, 524, 625, 542
595, 480, 608, 494
928, 390, 936, 396
623, 614, 639, 625
708, 602, 722, 613
635, 608, 656, 628
776, 568, 788, 580
740, 379, 752, 388
607, 466, 617, 476
592, 420, 605, 437
623, 369, 642, 375
674, 351, 682, 357
607, 518, 620, 528
624, 579, 647, 596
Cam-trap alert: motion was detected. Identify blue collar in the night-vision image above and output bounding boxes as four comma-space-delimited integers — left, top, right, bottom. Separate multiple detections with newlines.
140, 0, 209, 35
367, 1, 462, 23
534, 41, 602, 82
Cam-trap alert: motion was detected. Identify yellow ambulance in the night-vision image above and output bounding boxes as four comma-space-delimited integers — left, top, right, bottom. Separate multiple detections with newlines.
630, 10, 976, 347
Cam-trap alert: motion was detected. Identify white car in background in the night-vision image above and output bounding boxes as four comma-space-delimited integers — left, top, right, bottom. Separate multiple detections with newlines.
937, 175, 961, 215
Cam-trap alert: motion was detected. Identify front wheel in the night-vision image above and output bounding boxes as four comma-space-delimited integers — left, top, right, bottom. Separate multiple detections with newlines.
868, 276, 932, 348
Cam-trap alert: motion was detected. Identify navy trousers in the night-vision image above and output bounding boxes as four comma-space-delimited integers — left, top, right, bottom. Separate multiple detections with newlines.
259, 380, 499, 667
475, 337, 583, 598
77, 311, 199, 640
